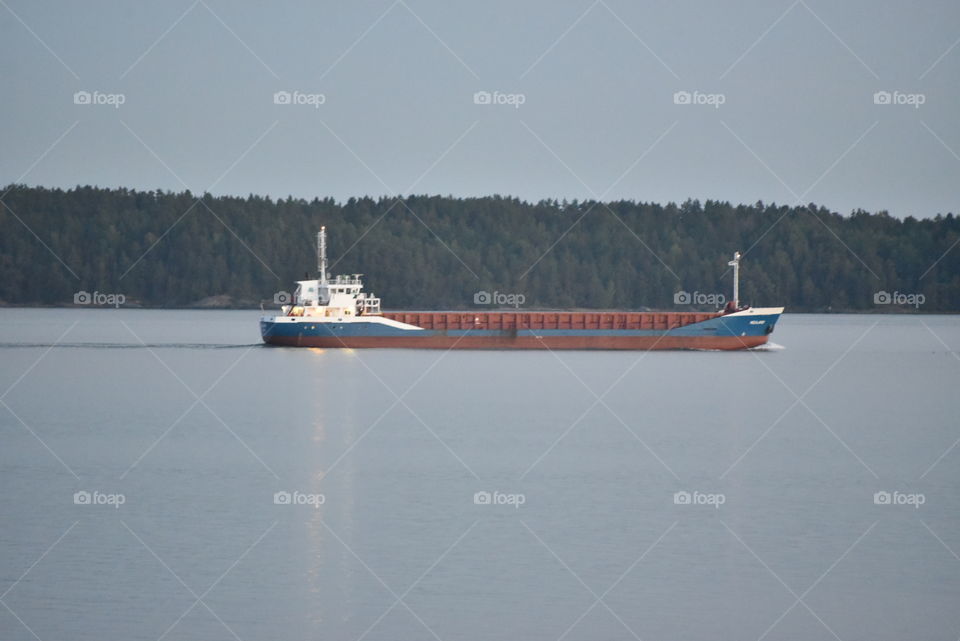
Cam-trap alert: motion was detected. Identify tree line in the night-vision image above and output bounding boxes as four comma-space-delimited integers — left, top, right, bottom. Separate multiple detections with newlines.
1, 184, 957, 312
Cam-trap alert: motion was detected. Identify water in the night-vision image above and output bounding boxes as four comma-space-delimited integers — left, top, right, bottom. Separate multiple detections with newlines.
1, 309, 958, 641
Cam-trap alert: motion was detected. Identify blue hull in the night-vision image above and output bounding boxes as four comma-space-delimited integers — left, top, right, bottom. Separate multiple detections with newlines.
260, 309, 782, 350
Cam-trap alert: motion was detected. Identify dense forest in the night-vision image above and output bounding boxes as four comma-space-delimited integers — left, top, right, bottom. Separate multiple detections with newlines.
1, 184, 958, 312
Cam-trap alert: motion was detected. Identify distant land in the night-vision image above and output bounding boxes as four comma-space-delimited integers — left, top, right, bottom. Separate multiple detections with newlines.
0, 184, 957, 313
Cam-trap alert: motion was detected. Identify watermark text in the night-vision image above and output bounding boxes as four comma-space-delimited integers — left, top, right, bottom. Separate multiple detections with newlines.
274, 90, 325, 108
874, 490, 924, 508
674, 490, 725, 509
74, 290, 125, 308
873, 90, 925, 108
874, 290, 924, 308
474, 290, 525, 308
473, 91, 525, 108
674, 290, 725, 306
673, 90, 725, 108
74, 90, 125, 108
474, 490, 525, 508
74, 490, 125, 509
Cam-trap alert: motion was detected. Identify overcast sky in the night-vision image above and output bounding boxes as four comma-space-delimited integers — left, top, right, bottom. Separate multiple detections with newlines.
2, 0, 958, 217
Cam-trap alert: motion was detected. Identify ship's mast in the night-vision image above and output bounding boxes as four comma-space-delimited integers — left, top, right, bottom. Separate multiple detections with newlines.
318, 226, 328, 285
727, 251, 741, 309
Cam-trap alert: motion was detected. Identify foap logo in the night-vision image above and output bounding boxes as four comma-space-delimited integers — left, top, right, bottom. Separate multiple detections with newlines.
673, 291, 725, 306
274, 490, 325, 508
74, 291, 126, 308
73, 90, 126, 109
474, 290, 525, 308
74, 490, 125, 509
473, 490, 525, 509
873, 290, 925, 308
273, 290, 293, 305
473, 90, 526, 108
273, 90, 326, 108
673, 90, 725, 109
874, 490, 925, 508
873, 90, 925, 108
673, 490, 725, 509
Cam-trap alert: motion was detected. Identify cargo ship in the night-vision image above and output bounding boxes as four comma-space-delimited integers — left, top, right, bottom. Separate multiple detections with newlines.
260, 228, 783, 350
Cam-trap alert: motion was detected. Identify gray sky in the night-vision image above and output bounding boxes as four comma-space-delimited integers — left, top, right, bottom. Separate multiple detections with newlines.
2, 0, 958, 217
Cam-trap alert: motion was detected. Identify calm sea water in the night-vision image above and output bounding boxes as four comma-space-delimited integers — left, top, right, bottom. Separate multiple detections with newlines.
1, 309, 958, 641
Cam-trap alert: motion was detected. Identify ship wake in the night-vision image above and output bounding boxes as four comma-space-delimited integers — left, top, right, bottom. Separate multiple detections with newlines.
749, 341, 785, 351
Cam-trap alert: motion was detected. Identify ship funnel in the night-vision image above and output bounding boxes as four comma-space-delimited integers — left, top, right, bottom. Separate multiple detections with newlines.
317, 226, 328, 285
727, 251, 741, 309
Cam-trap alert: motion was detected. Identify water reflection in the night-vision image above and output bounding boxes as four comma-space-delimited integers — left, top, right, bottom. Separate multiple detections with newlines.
305, 349, 361, 633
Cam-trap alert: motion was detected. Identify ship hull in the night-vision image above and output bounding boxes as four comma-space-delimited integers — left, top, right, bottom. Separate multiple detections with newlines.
260, 308, 783, 351
261, 333, 769, 350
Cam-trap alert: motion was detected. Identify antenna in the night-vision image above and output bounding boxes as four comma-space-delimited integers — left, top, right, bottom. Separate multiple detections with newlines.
727, 251, 741, 309
317, 226, 328, 285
